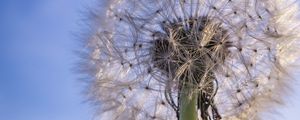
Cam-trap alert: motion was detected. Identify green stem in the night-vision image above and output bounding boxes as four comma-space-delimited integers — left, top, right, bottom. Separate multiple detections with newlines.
179, 84, 198, 120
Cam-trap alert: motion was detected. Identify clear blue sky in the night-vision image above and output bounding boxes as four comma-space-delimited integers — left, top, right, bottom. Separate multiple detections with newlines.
0, 0, 299, 120
0, 0, 92, 120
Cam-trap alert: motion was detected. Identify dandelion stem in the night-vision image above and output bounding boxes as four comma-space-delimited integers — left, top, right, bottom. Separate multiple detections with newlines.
179, 83, 198, 120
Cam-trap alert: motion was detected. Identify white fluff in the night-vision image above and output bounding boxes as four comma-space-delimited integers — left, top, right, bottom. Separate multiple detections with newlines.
79, 0, 300, 119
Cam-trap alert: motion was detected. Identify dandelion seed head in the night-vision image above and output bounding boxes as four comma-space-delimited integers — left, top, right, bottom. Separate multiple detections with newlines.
80, 0, 300, 119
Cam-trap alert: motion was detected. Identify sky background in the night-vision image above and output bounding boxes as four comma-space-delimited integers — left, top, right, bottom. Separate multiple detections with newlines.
0, 0, 300, 120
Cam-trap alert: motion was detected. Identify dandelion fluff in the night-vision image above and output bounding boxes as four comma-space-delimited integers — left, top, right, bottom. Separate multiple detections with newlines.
80, 0, 300, 119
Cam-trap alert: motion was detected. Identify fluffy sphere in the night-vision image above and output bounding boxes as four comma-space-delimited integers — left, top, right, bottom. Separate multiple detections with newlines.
79, 0, 300, 119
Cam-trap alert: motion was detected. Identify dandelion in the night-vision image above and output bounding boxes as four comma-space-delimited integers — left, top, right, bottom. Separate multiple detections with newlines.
79, 0, 300, 120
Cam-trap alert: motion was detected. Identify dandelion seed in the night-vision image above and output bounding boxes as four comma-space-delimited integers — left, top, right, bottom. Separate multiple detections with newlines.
79, 0, 300, 120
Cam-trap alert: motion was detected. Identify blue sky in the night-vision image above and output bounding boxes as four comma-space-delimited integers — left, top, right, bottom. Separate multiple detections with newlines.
0, 0, 92, 120
0, 0, 300, 120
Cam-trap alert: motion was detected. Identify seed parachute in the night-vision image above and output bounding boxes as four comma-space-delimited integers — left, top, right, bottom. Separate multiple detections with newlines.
78, 0, 300, 120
